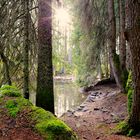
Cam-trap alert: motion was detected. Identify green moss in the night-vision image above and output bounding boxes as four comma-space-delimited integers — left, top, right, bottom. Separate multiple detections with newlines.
31, 106, 78, 140
114, 121, 136, 137
5, 98, 32, 117
116, 121, 129, 135
125, 72, 133, 92
127, 89, 133, 113
0, 85, 21, 97
127, 129, 135, 137
35, 120, 73, 140
31, 107, 55, 122
5, 100, 19, 117
0, 85, 78, 140
125, 72, 134, 114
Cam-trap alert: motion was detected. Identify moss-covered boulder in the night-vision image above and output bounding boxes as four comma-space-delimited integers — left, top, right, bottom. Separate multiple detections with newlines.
0, 85, 21, 97
0, 85, 78, 140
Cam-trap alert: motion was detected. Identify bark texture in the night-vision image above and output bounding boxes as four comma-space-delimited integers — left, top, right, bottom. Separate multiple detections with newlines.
36, 0, 54, 113
23, 0, 30, 99
119, 0, 128, 88
0, 52, 11, 85
126, 0, 140, 130
107, 0, 124, 91
119, 0, 126, 69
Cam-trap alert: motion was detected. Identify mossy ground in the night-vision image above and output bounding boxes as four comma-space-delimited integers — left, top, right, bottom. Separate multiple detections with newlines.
0, 85, 78, 140
114, 121, 136, 137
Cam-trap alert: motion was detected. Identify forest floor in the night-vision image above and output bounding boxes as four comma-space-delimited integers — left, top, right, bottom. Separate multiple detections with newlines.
0, 97, 43, 140
61, 83, 140, 140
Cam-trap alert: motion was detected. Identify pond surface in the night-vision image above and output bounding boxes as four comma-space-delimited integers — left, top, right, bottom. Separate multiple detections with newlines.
30, 80, 86, 117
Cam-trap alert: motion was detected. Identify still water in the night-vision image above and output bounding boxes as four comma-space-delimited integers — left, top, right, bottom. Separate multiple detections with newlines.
30, 80, 86, 117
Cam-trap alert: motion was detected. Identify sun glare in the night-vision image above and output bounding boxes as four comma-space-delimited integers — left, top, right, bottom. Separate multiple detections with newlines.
55, 8, 71, 26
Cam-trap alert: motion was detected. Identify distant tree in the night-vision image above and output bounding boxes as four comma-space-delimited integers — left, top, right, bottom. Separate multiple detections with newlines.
36, 0, 54, 113
0, 52, 11, 85
119, 0, 128, 88
126, 0, 140, 131
23, 0, 30, 99
107, 0, 124, 91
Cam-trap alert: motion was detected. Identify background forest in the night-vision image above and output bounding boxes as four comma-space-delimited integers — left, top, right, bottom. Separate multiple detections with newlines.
0, 0, 140, 138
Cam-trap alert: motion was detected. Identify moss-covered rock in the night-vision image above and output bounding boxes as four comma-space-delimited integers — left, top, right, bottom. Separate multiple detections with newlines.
30, 106, 77, 140
0, 85, 22, 97
5, 98, 32, 117
0, 85, 78, 140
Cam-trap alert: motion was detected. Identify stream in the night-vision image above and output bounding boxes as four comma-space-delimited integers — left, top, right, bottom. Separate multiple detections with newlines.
30, 80, 87, 117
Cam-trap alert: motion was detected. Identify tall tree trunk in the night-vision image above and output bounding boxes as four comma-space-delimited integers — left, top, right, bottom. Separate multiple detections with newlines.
107, 0, 124, 91
126, 0, 140, 131
119, 0, 126, 69
119, 0, 128, 87
0, 52, 11, 85
23, 0, 30, 99
36, 0, 54, 113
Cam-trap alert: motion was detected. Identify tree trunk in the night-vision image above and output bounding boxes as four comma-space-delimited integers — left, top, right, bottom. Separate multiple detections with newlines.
119, 0, 126, 69
126, 0, 140, 131
23, 0, 30, 99
119, 0, 128, 87
36, 0, 54, 114
107, 0, 124, 91
0, 53, 11, 85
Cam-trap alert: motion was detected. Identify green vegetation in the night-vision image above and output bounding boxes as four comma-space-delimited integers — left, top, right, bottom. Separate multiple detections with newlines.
125, 72, 134, 114
0, 85, 22, 97
0, 85, 78, 140
31, 106, 77, 140
115, 121, 136, 137
5, 100, 20, 117
127, 89, 133, 113
5, 98, 32, 117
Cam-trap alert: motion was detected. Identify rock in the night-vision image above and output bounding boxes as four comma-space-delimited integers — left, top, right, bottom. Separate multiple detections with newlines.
83, 136, 87, 139
82, 108, 89, 112
110, 113, 116, 117
101, 108, 109, 113
96, 136, 100, 139
94, 108, 100, 111
91, 92, 98, 96
86, 95, 96, 102
111, 119, 119, 123
80, 104, 85, 108
76, 107, 83, 111
67, 112, 73, 117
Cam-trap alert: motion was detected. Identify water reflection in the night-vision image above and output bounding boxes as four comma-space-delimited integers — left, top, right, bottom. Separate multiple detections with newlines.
30, 80, 86, 117
54, 81, 86, 117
